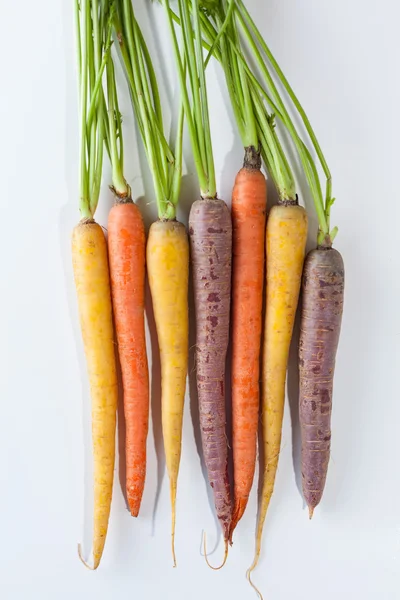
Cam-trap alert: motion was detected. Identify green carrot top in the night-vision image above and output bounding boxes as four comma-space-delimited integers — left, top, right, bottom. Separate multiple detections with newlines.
75, 0, 114, 220
114, 0, 183, 220
193, 0, 296, 201
231, 0, 336, 245
161, 0, 218, 199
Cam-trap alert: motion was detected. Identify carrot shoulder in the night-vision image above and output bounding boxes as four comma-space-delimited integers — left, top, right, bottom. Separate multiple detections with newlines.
230, 152, 267, 539
108, 201, 149, 517
72, 221, 118, 569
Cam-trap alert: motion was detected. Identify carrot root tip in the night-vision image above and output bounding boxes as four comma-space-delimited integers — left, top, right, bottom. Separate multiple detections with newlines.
246, 567, 264, 600
203, 533, 229, 570
308, 506, 315, 520
171, 529, 177, 568
77, 544, 96, 571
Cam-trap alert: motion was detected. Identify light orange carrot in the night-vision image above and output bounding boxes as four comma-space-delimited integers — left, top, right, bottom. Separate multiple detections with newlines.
108, 200, 149, 517
230, 150, 267, 540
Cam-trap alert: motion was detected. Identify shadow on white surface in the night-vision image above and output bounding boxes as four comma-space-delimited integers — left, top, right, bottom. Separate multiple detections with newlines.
287, 308, 305, 505
144, 274, 165, 537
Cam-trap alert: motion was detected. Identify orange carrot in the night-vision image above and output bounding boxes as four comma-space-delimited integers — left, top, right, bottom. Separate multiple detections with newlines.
230, 149, 267, 540
108, 199, 149, 517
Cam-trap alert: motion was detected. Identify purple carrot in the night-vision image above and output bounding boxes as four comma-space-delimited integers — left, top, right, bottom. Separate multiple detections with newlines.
189, 198, 233, 544
299, 246, 345, 517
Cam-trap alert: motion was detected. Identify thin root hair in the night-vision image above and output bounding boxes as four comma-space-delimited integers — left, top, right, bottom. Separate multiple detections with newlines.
246, 566, 264, 600
77, 543, 96, 571
203, 532, 229, 570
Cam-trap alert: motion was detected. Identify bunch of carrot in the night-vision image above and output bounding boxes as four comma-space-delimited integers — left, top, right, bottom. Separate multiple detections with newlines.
193, 2, 344, 595
71, 0, 344, 585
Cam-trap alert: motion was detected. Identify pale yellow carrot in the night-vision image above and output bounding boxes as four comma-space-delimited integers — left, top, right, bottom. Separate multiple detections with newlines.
248, 203, 307, 589
146, 219, 189, 566
73, 221, 118, 570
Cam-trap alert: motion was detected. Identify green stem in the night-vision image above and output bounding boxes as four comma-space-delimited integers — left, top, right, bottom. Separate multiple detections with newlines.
92, 0, 101, 73
76, 0, 112, 219
106, 54, 128, 195
131, 7, 173, 168
74, 0, 82, 85
219, 26, 246, 143
136, 25, 163, 130
179, 0, 208, 177
192, 0, 216, 197
270, 126, 296, 199
87, 2, 97, 200
204, 0, 235, 68
132, 12, 168, 196
252, 90, 284, 194
79, 0, 90, 219
86, 37, 112, 133
170, 102, 185, 209
91, 111, 105, 215
163, 0, 208, 193
113, 78, 124, 173
227, 9, 257, 148
122, 0, 165, 211
88, 114, 97, 204
113, 11, 145, 141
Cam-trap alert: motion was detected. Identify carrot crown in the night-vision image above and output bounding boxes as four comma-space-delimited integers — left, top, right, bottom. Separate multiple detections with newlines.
162, 0, 217, 199
74, 0, 113, 220
115, 0, 184, 220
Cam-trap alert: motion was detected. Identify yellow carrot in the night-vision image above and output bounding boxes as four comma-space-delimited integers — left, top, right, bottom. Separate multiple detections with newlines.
248, 203, 307, 586
73, 221, 118, 570
146, 220, 189, 566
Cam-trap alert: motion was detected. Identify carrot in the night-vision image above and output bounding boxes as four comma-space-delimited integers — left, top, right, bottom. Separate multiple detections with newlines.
230, 152, 267, 536
247, 202, 307, 586
108, 202, 148, 516
116, 1, 187, 563
147, 220, 189, 563
189, 197, 233, 545
104, 40, 149, 517
299, 246, 344, 517
73, 1, 117, 570
73, 222, 118, 570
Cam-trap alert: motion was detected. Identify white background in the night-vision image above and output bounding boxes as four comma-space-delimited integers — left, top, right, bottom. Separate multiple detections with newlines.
1, 1, 399, 599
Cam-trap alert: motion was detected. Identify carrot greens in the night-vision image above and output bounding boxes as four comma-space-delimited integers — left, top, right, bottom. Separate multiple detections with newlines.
113, 0, 184, 218
233, 0, 336, 243
74, 0, 114, 219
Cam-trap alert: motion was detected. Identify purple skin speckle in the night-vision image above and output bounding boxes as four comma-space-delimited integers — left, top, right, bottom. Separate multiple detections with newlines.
299, 247, 344, 513
189, 198, 232, 541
